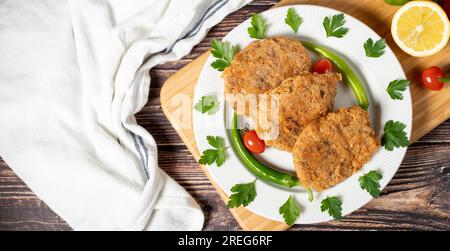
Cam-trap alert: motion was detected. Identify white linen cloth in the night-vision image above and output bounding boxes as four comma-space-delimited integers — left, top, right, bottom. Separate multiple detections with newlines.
0, 0, 250, 230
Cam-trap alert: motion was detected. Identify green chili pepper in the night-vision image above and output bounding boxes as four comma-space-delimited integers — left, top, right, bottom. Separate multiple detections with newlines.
230, 113, 299, 188
301, 40, 370, 110
230, 113, 314, 201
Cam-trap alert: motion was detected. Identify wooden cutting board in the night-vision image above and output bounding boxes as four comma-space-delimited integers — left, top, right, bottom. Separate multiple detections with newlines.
160, 0, 450, 230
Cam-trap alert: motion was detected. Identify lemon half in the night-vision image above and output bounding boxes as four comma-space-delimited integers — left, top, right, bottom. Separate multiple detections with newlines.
391, 1, 450, 57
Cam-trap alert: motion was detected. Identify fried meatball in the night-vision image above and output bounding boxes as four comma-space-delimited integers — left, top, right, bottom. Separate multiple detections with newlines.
223, 36, 311, 115
253, 72, 342, 152
293, 106, 380, 191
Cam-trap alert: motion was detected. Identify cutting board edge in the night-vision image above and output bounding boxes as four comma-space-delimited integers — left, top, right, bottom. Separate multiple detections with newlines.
159, 0, 450, 231
160, 68, 290, 231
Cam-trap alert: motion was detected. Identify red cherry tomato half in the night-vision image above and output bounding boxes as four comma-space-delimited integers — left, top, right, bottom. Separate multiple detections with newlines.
243, 130, 265, 154
312, 58, 333, 74
421, 66, 445, 91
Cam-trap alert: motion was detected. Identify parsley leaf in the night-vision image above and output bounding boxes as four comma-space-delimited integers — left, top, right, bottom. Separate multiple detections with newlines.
321, 196, 342, 220
285, 8, 302, 33
381, 120, 410, 151
227, 180, 257, 208
207, 136, 224, 149
211, 59, 230, 71
386, 79, 409, 100
437, 74, 450, 83
199, 136, 227, 167
248, 13, 267, 39
279, 195, 301, 226
194, 95, 219, 115
364, 38, 386, 58
323, 14, 349, 38
384, 0, 413, 6
359, 170, 383, 197
210, 40, 237, 71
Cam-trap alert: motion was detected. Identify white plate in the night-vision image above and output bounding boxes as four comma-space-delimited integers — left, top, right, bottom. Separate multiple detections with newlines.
193, 5, 412, 224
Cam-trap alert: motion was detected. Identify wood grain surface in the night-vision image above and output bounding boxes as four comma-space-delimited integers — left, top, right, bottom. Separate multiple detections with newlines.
161, 0, 450, 230
0, 0, 449, 231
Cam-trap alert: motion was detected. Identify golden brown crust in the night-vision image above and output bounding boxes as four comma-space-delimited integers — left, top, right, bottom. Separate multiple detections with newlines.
253, 72, 342, 152
293, 106, 380, 191
223, 36, 311, 98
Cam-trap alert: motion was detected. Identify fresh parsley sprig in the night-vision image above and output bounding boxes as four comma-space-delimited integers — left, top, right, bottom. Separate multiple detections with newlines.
386, 79, 409, 100
381, 120, 409, 151
194, 95, 219, 115
323, 14, 349, 38
210, 39, 237, 72
199, 136, 227, 167
285, 8, 302, 33
248, 13, 267, 39
359, 170, 383, 197
227, 180, 257, 208
364, 38, 386, 58
279, 195, 301, 226
321, 196, 342, 220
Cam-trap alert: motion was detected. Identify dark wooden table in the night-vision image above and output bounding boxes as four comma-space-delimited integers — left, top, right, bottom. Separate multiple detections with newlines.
0, 0, 449, 231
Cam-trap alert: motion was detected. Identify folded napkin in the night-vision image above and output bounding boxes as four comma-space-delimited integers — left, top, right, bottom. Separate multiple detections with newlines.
0, 0, 250, 230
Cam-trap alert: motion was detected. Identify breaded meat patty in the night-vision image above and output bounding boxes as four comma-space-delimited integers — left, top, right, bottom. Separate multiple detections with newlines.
293, 106, 380, 191
253, 72, 342, 152
223, 36, 311, 107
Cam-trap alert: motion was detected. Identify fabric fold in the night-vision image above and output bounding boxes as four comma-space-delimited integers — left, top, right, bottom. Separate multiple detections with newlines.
0, 0, 251, 230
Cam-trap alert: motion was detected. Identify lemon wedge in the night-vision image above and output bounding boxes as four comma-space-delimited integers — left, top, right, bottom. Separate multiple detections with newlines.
391, 1, 450, 57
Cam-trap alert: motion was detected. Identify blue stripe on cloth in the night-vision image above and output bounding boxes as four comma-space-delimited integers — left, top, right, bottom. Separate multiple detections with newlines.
180, 0, 229, 39
161, 0, 230, 54
129, 0, 231, 179
128, 131, 150, 179
137, 135, 149, 170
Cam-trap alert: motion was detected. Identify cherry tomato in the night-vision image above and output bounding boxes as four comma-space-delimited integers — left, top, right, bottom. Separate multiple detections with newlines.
312, 58, 333, 74
243, 130, 265, 154
421, 66, 445, 91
